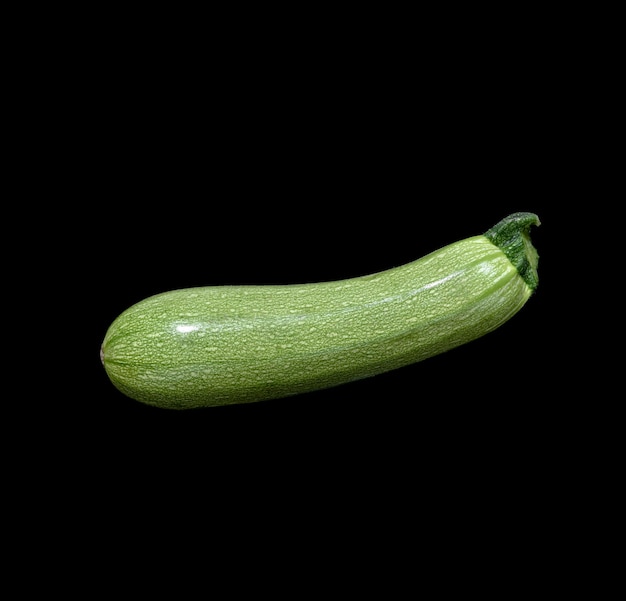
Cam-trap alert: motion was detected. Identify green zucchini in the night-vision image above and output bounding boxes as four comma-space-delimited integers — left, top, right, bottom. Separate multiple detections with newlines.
101, 212, 540, 409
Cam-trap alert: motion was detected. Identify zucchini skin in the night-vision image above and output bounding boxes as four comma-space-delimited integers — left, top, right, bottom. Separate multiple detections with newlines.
101, 212, 539, 409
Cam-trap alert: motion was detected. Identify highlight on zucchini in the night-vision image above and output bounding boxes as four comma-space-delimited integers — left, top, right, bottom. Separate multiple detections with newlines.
101, 212, 540, 409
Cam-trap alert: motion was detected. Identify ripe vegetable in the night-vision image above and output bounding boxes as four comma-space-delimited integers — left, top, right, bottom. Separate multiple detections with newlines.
101, 212, 540, 409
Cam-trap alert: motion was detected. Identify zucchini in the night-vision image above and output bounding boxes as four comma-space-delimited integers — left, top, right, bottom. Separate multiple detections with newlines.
101, 212, 540, 409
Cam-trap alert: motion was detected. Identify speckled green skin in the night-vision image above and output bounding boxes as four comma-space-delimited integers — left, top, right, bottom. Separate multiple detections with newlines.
101, 213, 539, 409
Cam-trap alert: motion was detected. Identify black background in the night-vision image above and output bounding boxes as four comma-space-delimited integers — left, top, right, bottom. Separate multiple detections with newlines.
18, 13, 604, 589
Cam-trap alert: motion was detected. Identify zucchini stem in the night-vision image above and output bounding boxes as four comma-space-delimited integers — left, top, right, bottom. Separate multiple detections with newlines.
484, 212, 540, 292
